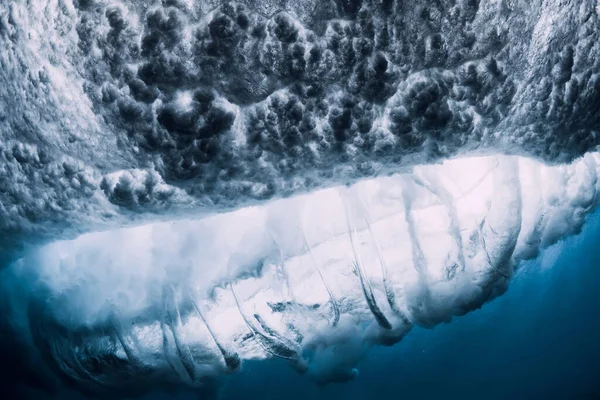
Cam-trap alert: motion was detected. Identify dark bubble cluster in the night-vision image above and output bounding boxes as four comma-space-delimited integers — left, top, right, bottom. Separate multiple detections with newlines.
1, 0, 600, 257
74, 0, 600, 187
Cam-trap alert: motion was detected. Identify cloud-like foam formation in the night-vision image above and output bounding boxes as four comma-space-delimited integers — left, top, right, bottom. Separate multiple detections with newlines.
2, 0, 600, 261
2, 152, 599, 396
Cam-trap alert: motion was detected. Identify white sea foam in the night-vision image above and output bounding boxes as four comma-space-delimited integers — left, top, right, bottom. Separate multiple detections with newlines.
3, 152, 599, 392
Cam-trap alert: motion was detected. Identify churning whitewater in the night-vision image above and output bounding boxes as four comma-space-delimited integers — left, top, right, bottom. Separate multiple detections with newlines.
1, 0, 600, 398
3, 152, 600, 394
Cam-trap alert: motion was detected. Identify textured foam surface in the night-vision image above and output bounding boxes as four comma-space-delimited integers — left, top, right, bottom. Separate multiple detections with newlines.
2, 0, 600, 260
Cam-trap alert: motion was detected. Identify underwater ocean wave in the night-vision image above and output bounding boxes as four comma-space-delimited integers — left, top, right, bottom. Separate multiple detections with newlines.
2, 153, 600, 399
4, 193, 600, 399
1, 0, 600, 398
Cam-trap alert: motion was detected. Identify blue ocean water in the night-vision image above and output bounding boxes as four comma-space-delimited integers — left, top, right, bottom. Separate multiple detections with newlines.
9, 212, 600, 400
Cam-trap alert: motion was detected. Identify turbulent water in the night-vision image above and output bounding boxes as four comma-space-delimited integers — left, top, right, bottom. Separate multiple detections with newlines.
1, 0, 600, 399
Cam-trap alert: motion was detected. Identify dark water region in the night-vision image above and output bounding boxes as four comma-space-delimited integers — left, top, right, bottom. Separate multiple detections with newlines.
4, 212, 600, 400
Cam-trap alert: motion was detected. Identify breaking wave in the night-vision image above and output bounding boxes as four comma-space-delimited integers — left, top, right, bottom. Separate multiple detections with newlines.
2, 0, 600, 398
2, 152, 599, 396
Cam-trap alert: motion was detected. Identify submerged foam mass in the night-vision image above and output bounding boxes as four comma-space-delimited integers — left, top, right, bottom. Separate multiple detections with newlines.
2, 152, 599, 395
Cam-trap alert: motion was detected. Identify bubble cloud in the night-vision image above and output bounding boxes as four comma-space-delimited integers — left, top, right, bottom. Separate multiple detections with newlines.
2, 153, 600, 395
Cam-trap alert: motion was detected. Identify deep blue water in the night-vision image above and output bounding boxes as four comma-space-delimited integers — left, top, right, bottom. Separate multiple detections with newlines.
5, 213, 600, 400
